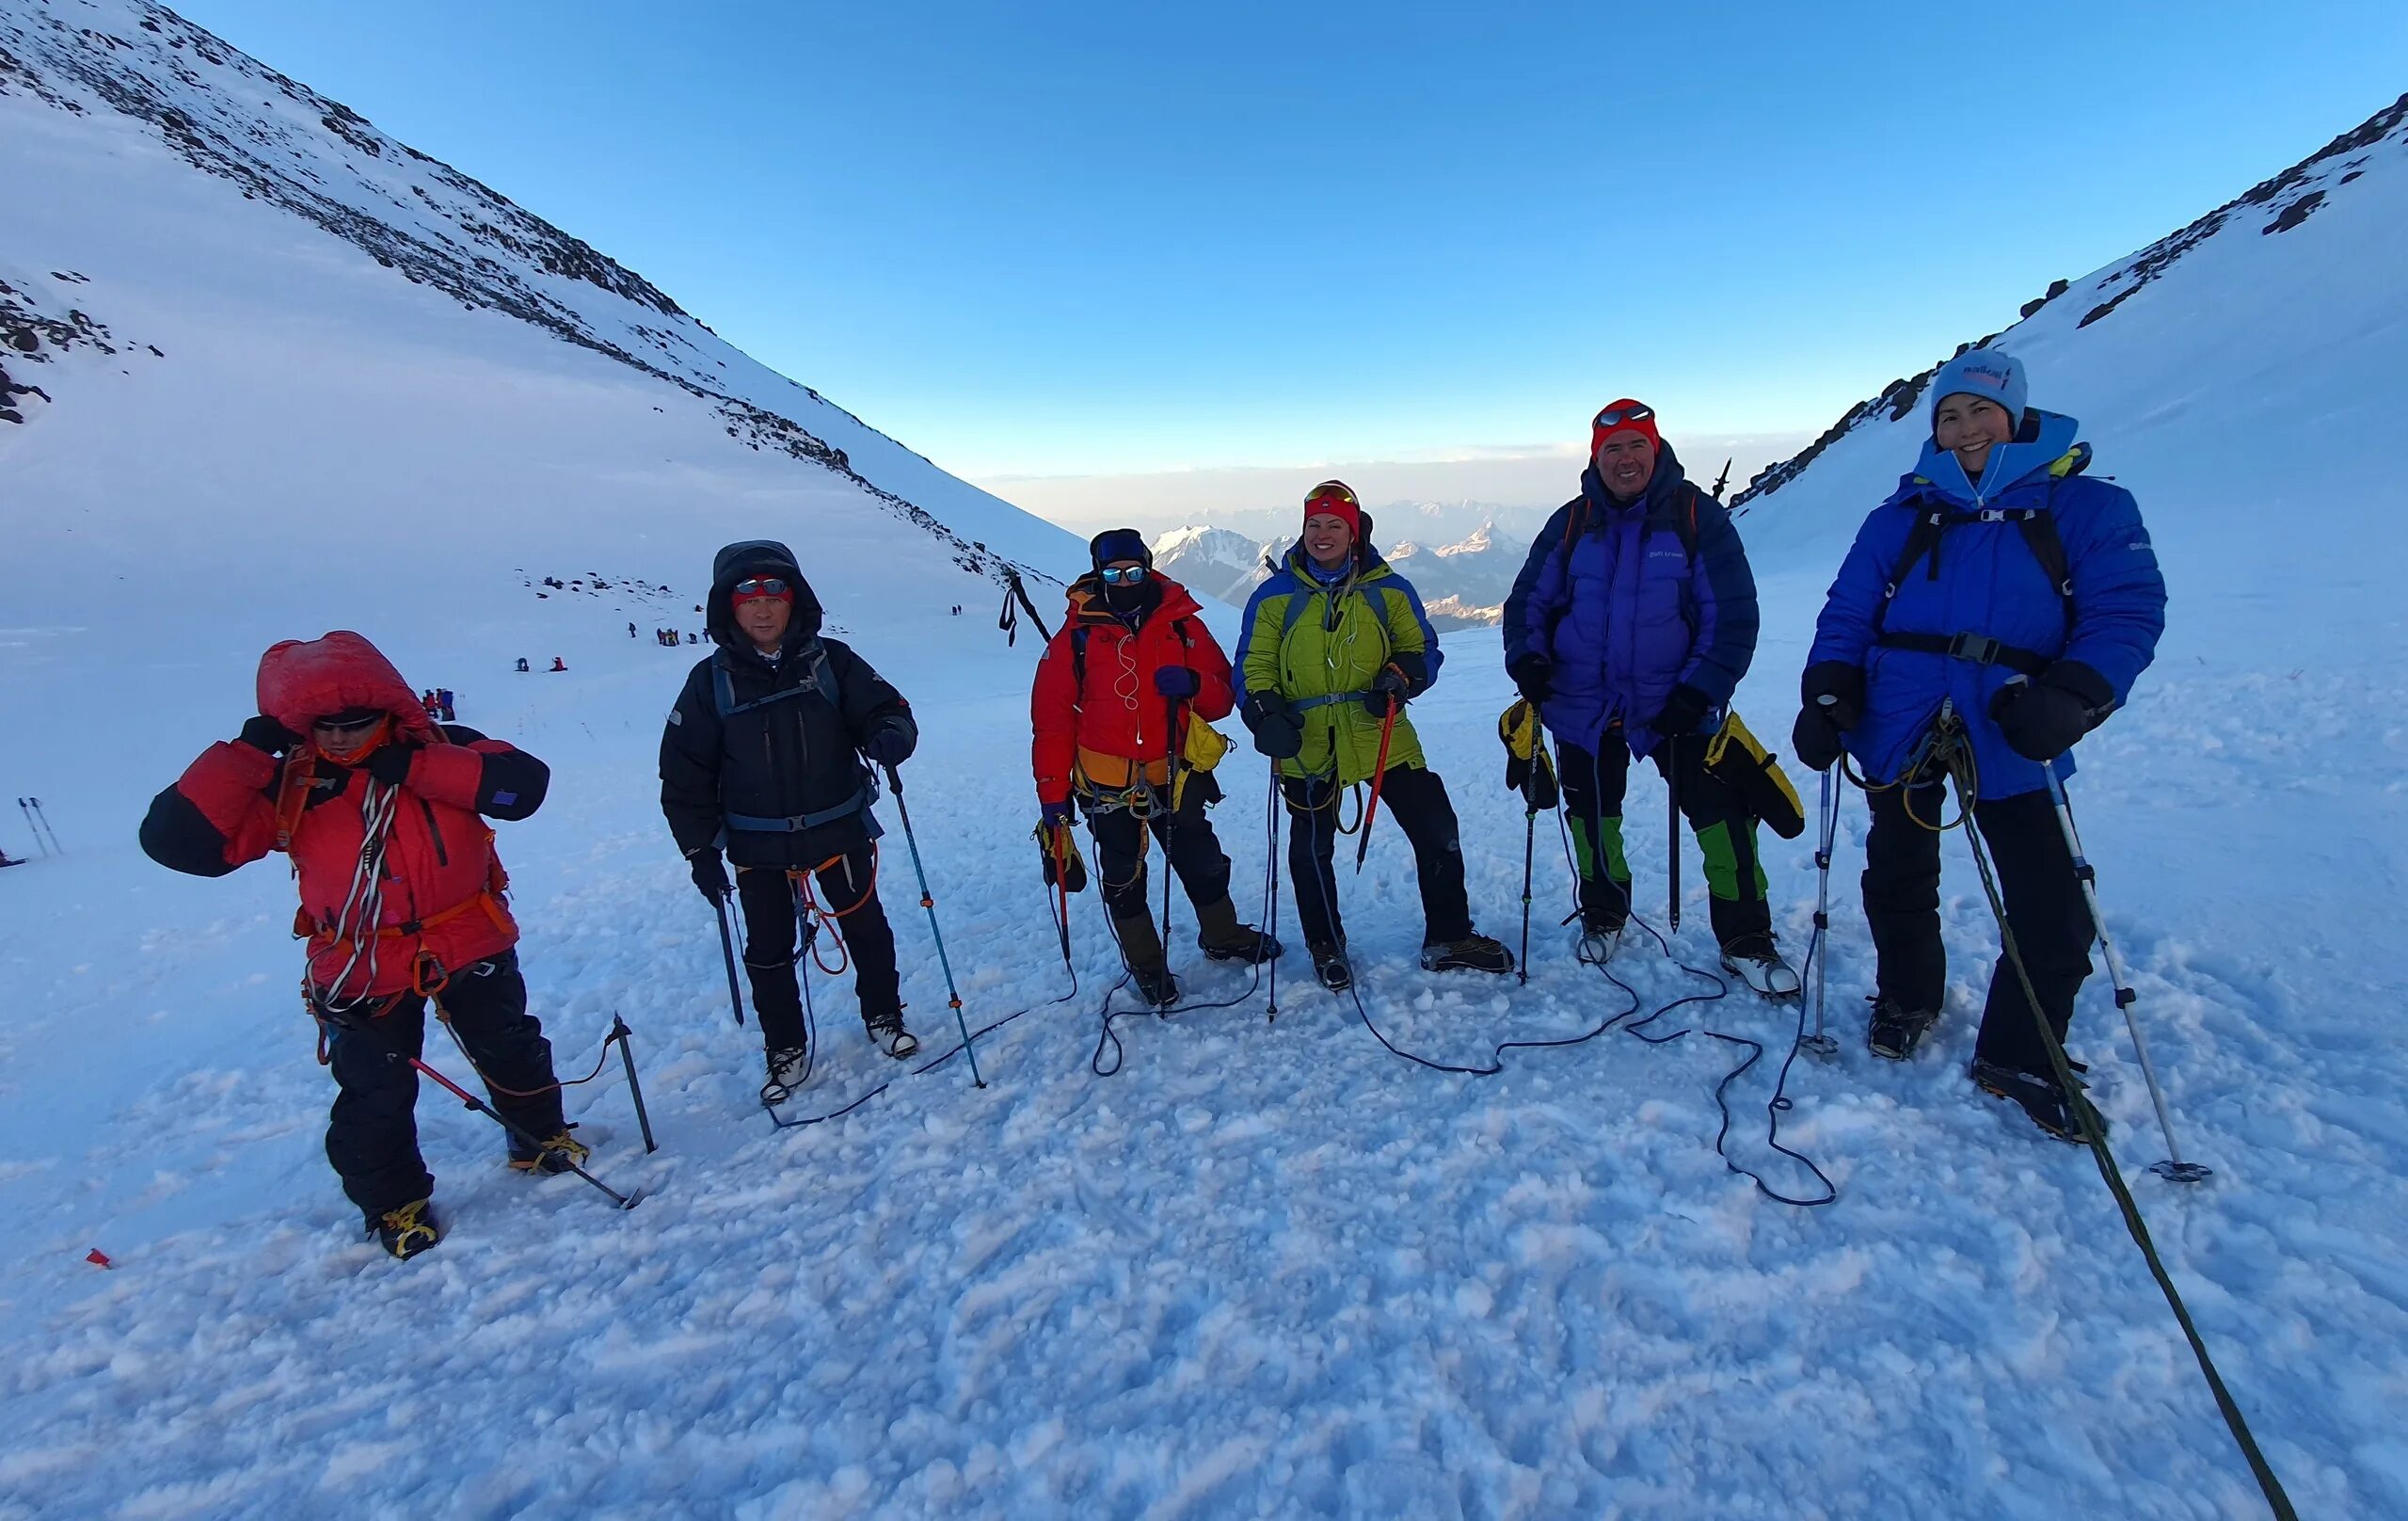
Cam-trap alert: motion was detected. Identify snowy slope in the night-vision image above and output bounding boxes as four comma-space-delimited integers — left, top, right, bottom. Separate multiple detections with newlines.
3, 8, 2407, 1520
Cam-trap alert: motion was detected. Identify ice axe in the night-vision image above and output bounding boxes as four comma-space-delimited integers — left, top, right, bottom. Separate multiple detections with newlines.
1353, 699, 1400, 875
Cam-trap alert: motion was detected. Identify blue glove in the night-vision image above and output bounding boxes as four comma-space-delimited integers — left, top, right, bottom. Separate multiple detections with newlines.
1155, 666, 1201, 699
1040, 799, 1076, 831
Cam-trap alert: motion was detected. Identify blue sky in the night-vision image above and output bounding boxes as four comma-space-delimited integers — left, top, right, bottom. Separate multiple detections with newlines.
176, 1, 2408, 496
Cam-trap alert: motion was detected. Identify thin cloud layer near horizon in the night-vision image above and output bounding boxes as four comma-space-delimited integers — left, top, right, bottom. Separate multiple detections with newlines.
166, 0, 2408, 506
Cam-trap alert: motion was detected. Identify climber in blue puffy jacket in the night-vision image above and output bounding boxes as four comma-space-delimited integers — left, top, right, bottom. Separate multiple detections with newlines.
1792, 349, 2166, 1140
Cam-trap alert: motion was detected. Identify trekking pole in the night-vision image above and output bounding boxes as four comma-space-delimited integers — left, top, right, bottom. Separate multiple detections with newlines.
1800, 767, 1841, 1061
2043, 765, 2209, 1183
1161, 695, 1185, 954
18, 800, 48, 857
329, 1011, 640, 1208
30, 798, 60, 854
1264, 766, 1283, 1023
885, 763, 986, 1089
1352, 705, 1400, 874
1666, 736, 1682, 933
609, 1015, 660, 1153
712, 891, 747, 1027
1517, 803, 1537, 986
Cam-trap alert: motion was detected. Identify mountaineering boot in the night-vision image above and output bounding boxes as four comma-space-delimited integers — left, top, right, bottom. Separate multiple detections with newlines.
1970, 1057, 2104, 1145
1132, 962, 1182, 1009
1866, 996, 1941, 1061
1195, 896, 1284, 965
508, 1128, 592, 1177
1718, 933, 1802, 1000
865, 1005, 920, 1061
760, 1046, 808, 1107
1420, 934, 1515, 975
1309, 940, 1353, 993
1112, 913, 1180, 1007
1575, 913, 1625, 967
374, 1198, 440, 1260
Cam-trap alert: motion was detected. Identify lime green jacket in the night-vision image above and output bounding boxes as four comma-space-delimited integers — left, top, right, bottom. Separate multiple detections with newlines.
1235, 544, 1441, 784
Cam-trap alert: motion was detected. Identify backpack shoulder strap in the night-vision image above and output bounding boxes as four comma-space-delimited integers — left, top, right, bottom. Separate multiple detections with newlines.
1870, 501, 1954, 639
1070, 625, 1091, 692
2017, 485, 2077, 636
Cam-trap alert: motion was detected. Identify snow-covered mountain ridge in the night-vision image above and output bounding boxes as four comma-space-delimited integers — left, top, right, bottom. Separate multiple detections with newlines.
1736, 90, 2408, 512
0, 0, 1060, 584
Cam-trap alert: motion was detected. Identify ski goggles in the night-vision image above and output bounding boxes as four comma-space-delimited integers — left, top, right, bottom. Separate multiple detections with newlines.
1098, 566, 1148, 585
1593, 402, 1654, 431
732, 576, 792, 600
1303, 480, 1359, 516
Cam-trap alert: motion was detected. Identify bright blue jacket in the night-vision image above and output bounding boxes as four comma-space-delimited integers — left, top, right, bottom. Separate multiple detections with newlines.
1806, 412, 2166, 799
1503, 443, 1760, 758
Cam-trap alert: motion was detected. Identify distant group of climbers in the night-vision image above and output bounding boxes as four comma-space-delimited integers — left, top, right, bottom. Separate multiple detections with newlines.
646, 627, 697, 647
418, 688, 455, 723
136, 346, 2160, 1261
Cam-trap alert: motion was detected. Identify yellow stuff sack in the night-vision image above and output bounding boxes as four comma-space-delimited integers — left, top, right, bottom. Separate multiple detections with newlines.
1705, 710, 1806, 840
1172, 718, 1231, 809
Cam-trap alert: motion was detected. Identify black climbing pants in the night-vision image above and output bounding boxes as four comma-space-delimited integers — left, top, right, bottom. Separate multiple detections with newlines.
321, 949, 565, 1220
1083, 776, 1235, 922
1282, 763, 1471, 951
735, 825, 900, 1053
1557, 734, 1771, 946
1861, 783, 2096, 1074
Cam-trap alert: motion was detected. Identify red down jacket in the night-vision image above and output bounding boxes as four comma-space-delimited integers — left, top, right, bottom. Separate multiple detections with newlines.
1030, 575, 1233, 806
140, 632, 549, 1000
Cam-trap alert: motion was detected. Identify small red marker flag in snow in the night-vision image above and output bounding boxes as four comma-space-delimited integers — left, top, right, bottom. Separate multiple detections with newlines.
85, 1249, 113, 1270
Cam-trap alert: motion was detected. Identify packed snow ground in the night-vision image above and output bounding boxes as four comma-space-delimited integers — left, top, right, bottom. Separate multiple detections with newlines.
6, 7, 2408, 1516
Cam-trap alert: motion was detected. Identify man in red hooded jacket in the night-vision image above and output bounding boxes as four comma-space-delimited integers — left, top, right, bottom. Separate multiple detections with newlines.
1031, 530, 1279, 1006
140, 632, 582, 1260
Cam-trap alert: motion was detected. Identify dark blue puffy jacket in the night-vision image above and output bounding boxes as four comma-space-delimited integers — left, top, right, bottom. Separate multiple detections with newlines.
1806, 411, 2165, 799
1503, 443, 1760, 758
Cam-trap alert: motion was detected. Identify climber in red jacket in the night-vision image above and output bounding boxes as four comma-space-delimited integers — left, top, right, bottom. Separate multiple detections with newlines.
140, 632, 585, 1260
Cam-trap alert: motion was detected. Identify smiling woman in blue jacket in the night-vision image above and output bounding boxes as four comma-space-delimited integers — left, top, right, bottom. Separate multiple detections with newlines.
1792, 350, 2166, 1140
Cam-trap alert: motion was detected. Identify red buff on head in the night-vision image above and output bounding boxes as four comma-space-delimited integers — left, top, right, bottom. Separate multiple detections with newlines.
1302, 479, 1363, 538
1589, 399, 1661, 458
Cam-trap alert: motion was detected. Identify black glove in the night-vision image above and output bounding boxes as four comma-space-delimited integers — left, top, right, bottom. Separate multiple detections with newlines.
1791, 703, 1845, 772
1507, 654, 1554, 707
1241, 693, 1303, 760
1990, 662, 2113, 762
237, 714, 300, 756
1651, 683, 1713, 739
1154, 666, 1200, 699
1362, 666, 1410, 721
860, 717, 916, 767
1800, 661, 1864, 732
363, 744, 415, 787
687, 846, 731, 904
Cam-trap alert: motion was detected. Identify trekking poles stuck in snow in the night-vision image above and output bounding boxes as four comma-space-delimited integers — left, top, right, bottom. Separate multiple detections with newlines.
325, 1007, 642, 1209
1799, 767, 1842, 1061
1499, 699, 1561, 987
1665, 738, 1682, 933
885, 764, 986, 1090
17, 797, 60, 856
2042, 766, 2209, 1184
